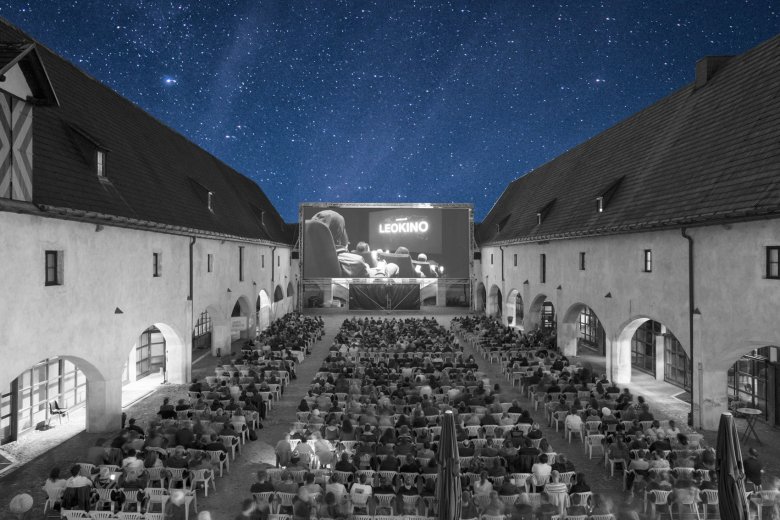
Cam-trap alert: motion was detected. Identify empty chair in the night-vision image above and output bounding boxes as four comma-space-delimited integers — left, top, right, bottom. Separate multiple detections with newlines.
49, 400, 70, 423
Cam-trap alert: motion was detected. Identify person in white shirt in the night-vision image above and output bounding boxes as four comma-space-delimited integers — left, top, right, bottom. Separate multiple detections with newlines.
564, 411, 583, 436
65, 465, 93, 488
472, 471, 493, 496
530, 454, 553, 490
349, 473, 373, 497
665, 420, 681, 439
325, 474, 348, 504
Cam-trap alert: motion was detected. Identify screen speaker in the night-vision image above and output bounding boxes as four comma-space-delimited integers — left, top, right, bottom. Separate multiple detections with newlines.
291, 251, 300, 259
473, 252, 481, 260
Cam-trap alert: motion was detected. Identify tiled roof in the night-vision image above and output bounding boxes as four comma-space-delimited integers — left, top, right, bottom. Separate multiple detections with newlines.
0, 20, 291, 244
478, 33, 780, 245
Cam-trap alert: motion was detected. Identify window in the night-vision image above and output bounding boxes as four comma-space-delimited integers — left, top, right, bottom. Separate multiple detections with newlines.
643, 249, 653, 272
513, 254, 517, 267
728, 347, 771, 418
579, 252, 586, 271
578, 307, 604, 353
767, 246, 780, 279
631, 320, 662, 375
490, 253, 494, 265
665, 335, 691, 392
96, 150, 106, 177
11, 358, 86, 437
135, 327, 166, 380
207, 192, 214, 212
540, 253, 546, 283
45, 250, 62, 286
261, 255, 265, 269
207, 254, 213, 273
152, 252, 162, 277
239, 246, 245, 281
192, 311, 213, 350
277, 255, 280, 267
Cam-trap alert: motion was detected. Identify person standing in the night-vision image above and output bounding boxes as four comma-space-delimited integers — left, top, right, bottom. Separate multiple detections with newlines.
744, 447, 764, 490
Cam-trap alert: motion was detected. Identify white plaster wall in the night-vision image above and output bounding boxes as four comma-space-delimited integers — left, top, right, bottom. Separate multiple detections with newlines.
0, 212, 190, 432
479, 219, 780, 430
0, 211, 292, 433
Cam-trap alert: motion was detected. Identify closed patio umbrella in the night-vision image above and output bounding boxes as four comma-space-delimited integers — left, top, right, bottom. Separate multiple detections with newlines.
437, 409, 462, 520
717, 412, 749, 520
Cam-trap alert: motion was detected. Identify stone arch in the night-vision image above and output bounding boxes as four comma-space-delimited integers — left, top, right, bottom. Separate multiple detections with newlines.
193, 304, 222, 352
505, 289, 523, 328
559, 302, 607, 357
123, 322, 187, 386
5, 355, 110, 440
614, 315, 688, 388
287, 281, 294, 298
256, 289, 272, 333
274, 285, 284, 303
528, 293, 555, 332
475, 282, 486, 313
488, 284, 503, 318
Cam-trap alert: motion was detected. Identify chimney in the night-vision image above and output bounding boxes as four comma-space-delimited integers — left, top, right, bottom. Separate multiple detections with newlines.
695, 55, 733, 88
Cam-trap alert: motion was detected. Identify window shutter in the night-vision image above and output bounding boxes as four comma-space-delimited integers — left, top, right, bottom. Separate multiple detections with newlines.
11, 97, 33, 201
0, 93, 11, 198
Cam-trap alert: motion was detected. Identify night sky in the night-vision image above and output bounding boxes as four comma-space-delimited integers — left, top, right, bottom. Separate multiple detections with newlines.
2, 1, 778, 222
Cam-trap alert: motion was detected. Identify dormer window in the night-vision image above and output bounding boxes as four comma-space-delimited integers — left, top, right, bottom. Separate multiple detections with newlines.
536, 199, 556, 226
207, 191, 214, 212
96, 149, 106, 178
595, 176, 624, 213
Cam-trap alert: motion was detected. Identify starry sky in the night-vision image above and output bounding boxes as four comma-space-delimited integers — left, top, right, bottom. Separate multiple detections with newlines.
2, 1, 778, 222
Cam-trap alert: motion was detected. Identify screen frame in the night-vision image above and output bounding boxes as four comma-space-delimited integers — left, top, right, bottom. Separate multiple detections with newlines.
299, 202, 474, 283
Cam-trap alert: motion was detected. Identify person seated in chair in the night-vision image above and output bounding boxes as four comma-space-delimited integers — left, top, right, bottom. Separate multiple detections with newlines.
310, 210, 398, 278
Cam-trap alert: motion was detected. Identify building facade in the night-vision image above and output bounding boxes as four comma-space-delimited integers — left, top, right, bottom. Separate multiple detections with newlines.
475, 36, 780, 431
0, 23, 295, 442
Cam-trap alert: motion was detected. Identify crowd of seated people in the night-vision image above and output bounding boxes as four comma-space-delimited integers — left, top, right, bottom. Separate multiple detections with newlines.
39, 313, 321, 518
231, 316, 630, 520
453, 315, 730, 519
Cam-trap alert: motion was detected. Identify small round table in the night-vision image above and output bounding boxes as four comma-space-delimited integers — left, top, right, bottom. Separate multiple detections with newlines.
737, 408, 763, 444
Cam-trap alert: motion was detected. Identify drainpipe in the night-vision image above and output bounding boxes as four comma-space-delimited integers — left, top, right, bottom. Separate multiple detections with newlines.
188, 237, 196, 301
271, 246, 277, 283
499, 246, 505, 282
681, 228, 696, 427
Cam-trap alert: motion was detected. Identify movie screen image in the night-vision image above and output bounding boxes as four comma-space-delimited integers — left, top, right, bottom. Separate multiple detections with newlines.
301, 204, 471, 280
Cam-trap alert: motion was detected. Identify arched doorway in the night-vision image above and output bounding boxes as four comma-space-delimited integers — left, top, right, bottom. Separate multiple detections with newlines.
192, 309, 213, 351
727, 345, 780, 425
488, 285, 502, 318
561, 303, 606, 356
123, 323, 186, 387
505, 290, 524, 329
273, 285, 284, 319
231, 296, 251, 340
529, 294, 556, 332
615, 317, 689, 389
475, 282, 486, 312
257, 290, 271, 333
0, 355, 103, 443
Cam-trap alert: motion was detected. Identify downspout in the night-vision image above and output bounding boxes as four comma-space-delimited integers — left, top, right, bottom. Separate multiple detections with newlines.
681, 228, 696, 427
271, 246, 277, 283
499, 246, 505, 282
188, 237, 196, 301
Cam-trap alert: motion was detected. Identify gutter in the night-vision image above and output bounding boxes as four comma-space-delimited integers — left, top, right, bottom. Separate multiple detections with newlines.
479, 206, 780, 248
31, 203, 291, 247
